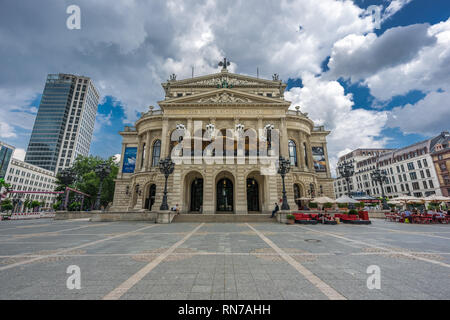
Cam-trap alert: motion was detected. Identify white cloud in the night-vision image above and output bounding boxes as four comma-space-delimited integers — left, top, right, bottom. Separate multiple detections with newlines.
285, 74, 388, 176
0, 122, 16, 138
388, 90, 450, 135
326, 24, 435, 82
13, 148, 26, 161
364, 18, 450, 100
383, 0, 413, 21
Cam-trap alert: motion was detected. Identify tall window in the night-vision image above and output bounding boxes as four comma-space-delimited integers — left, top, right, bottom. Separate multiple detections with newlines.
303, 143, 309, 167
288, 140, 298, 167
151, 140, 161, 167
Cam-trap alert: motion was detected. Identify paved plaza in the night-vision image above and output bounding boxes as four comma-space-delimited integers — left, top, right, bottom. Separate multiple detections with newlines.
0, 218, 449, 300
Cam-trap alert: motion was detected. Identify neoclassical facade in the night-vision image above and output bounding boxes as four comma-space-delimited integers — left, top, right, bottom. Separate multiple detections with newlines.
111, 64, 334, 214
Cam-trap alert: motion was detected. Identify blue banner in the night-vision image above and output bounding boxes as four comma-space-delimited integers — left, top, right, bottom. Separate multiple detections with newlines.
122, 147, 137, 173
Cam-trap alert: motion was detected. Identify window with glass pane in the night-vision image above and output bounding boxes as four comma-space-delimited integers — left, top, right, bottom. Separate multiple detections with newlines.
152, 140, 161, 167
288, 140, 297, 167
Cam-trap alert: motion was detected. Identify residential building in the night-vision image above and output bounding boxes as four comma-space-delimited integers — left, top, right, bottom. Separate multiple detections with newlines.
431, 131, 450, 196
5, 158, 58, 209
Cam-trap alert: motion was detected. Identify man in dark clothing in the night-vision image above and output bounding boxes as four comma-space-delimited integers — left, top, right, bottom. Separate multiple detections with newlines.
271, 203, 279, 218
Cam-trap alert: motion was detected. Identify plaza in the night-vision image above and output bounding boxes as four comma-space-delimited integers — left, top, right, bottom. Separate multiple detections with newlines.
0, 218, 449, 300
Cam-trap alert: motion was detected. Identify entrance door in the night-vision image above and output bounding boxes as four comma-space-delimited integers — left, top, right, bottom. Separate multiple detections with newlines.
293, 184, 301, 210
247, 178, 259, 212
190, 178, 203, 212
145, 184, 156, 210
217, 178, 233, 212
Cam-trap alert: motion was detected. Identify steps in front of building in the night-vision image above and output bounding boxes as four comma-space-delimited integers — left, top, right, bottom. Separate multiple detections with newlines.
172, 214, 275, 223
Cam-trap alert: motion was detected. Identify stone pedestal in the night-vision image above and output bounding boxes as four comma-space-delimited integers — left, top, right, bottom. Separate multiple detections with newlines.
157, 210, 177, 224
276, 210, 292, 224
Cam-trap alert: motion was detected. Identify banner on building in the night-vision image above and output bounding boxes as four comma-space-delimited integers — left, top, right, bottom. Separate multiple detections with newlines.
312, 146, 326, 172
122, 147, 137, 173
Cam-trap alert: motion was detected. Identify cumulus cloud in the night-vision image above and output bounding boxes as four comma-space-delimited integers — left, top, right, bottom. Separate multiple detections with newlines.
387, 90, 450, 135
285, 74, 388, 175
327, 24, 436, 81
364, 18, 450, 100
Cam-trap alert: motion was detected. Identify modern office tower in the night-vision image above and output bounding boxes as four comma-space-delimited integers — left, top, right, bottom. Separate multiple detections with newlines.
25, 74, 100, 173
0, 141, 15, 179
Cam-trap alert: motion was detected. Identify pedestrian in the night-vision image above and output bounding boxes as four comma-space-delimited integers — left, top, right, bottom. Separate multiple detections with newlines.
171, 203, 180, 215
271, 202, 279, 218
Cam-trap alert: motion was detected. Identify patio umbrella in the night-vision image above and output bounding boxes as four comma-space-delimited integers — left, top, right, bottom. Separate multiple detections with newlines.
392, 195, 424, 203
423, 195, 450, 202
335, 195, 359, 204
387, 200, 402, 205
311, 196, 335, 204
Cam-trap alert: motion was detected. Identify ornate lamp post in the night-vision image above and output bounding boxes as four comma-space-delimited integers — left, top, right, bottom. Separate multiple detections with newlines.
338, 162, 354, 197
94, 162, 111, 211
159, 157, 175, 211
371, 168, 390, 210
278, 156, 291, 210
264, 124, 274, 151
58, 168, 76, 210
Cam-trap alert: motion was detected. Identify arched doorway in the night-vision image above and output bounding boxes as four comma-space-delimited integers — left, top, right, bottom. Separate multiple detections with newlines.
190, 178, 203, 212
293, 184, 302, 210
217, 178, 233, 212
144, 184, 156, 210
247, 178, 259, 212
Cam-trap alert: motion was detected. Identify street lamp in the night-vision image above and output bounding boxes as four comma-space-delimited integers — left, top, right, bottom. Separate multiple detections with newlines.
371, 168, 390, 210
159, 157, 175, 211
94, 162, 112, 211
338, 162, 354, 197
58, 168, 76, 210
277, 156, 291, 210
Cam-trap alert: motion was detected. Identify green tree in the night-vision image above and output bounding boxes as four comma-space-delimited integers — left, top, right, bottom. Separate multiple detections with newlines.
54, 155, 119, 210
1, 198, 13, 212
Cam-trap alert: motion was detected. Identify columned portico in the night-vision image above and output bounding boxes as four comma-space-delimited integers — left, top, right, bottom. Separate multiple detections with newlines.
111, 61, 335, 214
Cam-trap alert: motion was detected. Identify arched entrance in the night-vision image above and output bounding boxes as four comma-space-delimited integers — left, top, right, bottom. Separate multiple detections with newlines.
247, 178, 259, 212
190, 178, 203, 212
217, 178, 233, 212
144, 184, 156, 210
293, 184, 302, 210
183, 171, 204, 214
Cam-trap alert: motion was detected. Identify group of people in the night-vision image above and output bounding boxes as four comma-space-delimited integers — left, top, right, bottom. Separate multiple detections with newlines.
394, 207, 449, 223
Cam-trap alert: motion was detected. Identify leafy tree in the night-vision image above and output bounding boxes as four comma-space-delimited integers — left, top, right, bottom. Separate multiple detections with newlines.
54, 155, 119, 210
1, 198, 13, 212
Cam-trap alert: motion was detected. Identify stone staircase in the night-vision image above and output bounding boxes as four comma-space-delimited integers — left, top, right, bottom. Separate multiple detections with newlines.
172, 214, 276, 223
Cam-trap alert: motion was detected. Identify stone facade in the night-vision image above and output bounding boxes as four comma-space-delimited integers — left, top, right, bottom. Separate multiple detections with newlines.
111, 67, 334, 214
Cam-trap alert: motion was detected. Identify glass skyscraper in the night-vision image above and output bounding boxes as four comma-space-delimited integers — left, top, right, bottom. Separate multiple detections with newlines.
25, 74, 100, 173
0, 141, 15, 179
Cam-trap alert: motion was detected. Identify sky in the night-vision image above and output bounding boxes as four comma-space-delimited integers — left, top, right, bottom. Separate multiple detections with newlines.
0, 0, 449, 175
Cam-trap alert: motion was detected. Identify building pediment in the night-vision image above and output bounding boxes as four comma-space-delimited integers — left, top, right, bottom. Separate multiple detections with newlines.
163, 71, 283, 88
159, 88, 290, 106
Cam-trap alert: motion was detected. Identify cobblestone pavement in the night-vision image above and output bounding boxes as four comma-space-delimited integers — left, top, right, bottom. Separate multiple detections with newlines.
0, 218, 449, 300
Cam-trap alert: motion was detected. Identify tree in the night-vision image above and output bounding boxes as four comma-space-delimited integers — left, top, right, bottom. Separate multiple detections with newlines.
1, 198, 13, 212
54, 155, 119, 210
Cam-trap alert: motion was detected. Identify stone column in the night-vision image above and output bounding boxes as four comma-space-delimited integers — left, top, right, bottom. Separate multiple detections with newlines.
160, 118, 169, 158
135, 135, 143, 173
298, 132, 306, 171
144, 131, 151, 171
118, 143, 126, 177
306, 136, 314, 172
280, 118, 289, 158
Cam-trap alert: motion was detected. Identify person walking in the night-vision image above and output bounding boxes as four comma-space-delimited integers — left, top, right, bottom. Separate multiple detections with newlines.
271, 202, 279, 218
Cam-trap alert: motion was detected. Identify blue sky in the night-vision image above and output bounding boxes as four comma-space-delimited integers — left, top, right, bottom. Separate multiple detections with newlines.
0, 0, 449, 172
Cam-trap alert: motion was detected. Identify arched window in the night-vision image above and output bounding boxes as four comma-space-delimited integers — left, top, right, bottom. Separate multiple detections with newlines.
303, 143, 309, 167
288, 140, 298, 167
151, 140, 161, 167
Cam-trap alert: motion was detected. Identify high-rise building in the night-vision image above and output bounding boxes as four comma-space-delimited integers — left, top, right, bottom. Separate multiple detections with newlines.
25, 74, 100, 173
0, 141, 15, 179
